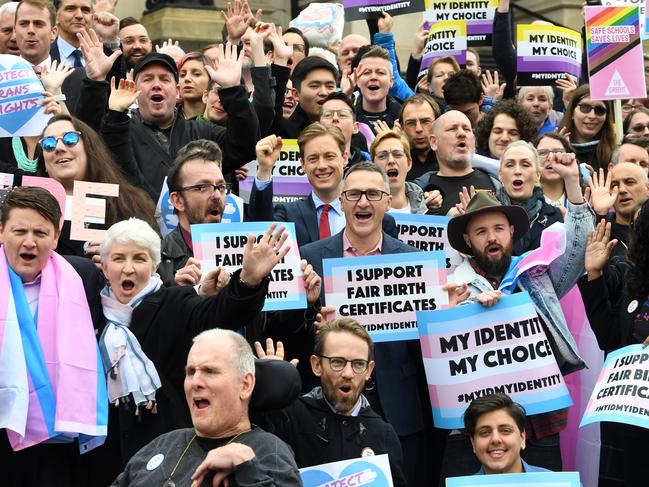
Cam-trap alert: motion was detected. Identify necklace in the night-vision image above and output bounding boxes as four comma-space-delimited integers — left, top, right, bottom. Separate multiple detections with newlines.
12, 136, 38, 173
162, 429, 251, 487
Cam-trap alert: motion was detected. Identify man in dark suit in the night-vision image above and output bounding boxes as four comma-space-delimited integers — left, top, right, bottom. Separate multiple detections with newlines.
50, 0, 92, 67
299, 161, 436, 486
249, 123, 397, 246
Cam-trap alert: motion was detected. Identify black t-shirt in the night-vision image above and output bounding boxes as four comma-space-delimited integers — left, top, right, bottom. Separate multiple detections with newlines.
423, 170, 496, 215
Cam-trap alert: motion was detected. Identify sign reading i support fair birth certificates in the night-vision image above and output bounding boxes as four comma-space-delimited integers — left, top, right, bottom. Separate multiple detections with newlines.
580, 344, 649, 429
447, 471, 581, 487
424, 0, 498, 46
323, 252, 448, 342
586, 6, 647, 100
420, 21, 467, 77
516, 24, 582, 85
417, 292, 572, 429
191, 222, 306, 311
343, 0, 425, 21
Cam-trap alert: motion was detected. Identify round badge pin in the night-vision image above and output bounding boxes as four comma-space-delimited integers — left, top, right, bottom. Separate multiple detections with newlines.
146, 453, 164, 471
361, 447, 375, 457
628, 300, 639, 314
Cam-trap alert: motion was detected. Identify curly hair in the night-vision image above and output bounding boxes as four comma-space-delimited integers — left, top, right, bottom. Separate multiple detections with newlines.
559, 84, 615, 171
475, 99, 537, 157
37, 114, 158, 233
628, 199, 649, 300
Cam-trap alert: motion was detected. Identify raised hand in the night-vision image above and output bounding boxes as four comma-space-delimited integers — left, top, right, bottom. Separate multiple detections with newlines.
412, 20, 428, 57
175, 257, 202, 287
424, 189, 442, 209
547, 150, 584, 204
205, 42, 244, 89
93, 0, 119, 14
378, 11, 394, 33
556, 74, 577, 109
585, 220, 617, 279
254, 338, 299, 366
340, 67, 359, 97
199, 266, 231, 297
155, 38, 179, 52
372, 119, 392, 135
40, 60, 73, 94
108, 77, 141, 112
221, 0, 255, 44
481, 70, 505, 100
475, 290, 502, 307
301, 259, 322, 305
78, 28, 121, 81
92, 11, 119, 44
268, 25, 292, 66
255, 134, 282, 180
314, 305, 335, 333
588, 168, 618, 215
240, 223, 290, 287
442, 282, 470, 307
40, 91, 64, 116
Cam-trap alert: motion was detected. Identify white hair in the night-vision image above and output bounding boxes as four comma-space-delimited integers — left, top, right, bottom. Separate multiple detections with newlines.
500, 140, 541, 173
517, 85, 554, 105
0, 2, 19, 16
100, 218, 161, 265
192, 329, 256, 379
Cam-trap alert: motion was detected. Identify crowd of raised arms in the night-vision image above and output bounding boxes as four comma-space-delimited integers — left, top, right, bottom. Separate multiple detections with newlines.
1, 0, 648, 486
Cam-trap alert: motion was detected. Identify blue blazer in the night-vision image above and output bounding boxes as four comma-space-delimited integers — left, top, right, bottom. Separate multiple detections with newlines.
300, 231, 430, 437
248, 181, 399, 247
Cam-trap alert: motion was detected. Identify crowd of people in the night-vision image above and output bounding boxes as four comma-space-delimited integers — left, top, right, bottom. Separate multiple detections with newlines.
1, 0, 649, 485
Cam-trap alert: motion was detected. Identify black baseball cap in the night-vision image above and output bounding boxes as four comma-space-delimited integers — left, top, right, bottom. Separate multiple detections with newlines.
133, 52, 179, 82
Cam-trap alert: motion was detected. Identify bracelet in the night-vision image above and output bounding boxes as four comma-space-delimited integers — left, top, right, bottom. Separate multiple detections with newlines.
238, 275, 257, 289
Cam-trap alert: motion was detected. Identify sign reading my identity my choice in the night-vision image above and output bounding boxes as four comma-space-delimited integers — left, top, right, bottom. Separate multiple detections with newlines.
424, 0, 499, 46
420, 20, 467, 77
581, 344, 649, 429
238, 139, 312, 205
516, 24, 582, 85
323, 252, 448, 343
585, 6, 647, 100
417, 292, 572, 429
191, 222, 306, 311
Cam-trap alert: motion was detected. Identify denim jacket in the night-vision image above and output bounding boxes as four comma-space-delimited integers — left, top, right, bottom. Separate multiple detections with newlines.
450, 201, 594, 375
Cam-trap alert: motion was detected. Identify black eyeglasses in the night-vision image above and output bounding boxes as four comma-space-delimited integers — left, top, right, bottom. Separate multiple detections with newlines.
342, 189, 389, 201
537, 149, 566, 158
178, 183, 232, 196
630, 123, 649, 133
39, 131, 82, 152
577, 103, 607, 117
319, 355, 369, 374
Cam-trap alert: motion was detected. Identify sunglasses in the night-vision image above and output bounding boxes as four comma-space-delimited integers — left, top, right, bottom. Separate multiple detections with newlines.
577, 103, 607, 117
39, 131, 82, 152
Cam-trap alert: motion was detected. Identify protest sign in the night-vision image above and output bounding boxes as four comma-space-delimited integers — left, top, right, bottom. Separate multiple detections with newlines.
417, 292, 572, 429
420, 20, 467, 77
239, 139, 312, 205
323, 252, 448, 342
300, 454, 393, 487
580, 344, 649, 429
516, 24, 582, 85
392, 213, 462, 272
602, 0, 648, 39
155, 177, 243, 237
586, 6, 647, 100
0, 54, 50, 137
343, 0, 425, 21
446, 471, 581, 487
424, 0, 499, 46
191, 221, 306, 311
0, 172, 14, 187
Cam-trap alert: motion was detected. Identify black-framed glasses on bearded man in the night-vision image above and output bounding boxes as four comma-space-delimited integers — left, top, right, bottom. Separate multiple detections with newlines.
341, 189, 390, 201
319, 355, 370, 374
178, 183, 232, 196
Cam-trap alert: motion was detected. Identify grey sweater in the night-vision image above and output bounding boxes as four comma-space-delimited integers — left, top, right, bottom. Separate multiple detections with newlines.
112, 426, 303, 487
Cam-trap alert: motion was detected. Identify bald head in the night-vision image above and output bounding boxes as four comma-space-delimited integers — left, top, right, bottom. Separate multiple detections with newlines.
610, 142, 649, 175
430, 110, 475, 173
338, 34, 369, 72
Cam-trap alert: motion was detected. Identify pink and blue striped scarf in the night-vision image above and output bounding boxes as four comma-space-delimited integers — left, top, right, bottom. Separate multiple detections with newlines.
0, 247, 107, 452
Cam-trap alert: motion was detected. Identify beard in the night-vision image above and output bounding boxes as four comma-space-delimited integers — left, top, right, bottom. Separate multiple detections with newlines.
320, 374, 363, 415
445, 154, 472, 170
473, 241, 513, 278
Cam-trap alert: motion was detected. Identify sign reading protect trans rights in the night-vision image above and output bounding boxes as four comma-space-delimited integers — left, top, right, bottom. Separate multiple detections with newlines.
343, 0, 425, 21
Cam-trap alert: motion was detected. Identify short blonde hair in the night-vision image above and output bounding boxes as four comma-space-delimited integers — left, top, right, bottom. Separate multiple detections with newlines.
370, 130, 412, 167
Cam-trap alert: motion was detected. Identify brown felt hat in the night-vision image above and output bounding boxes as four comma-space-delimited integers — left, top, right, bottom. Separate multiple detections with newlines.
447, 192, 529, 256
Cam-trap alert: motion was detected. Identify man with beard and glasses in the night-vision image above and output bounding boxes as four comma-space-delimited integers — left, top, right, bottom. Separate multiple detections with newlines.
415, 111, 499, 216
254, 319, 407, 487
441, 189, 593, 481
158, 140, 229, 287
